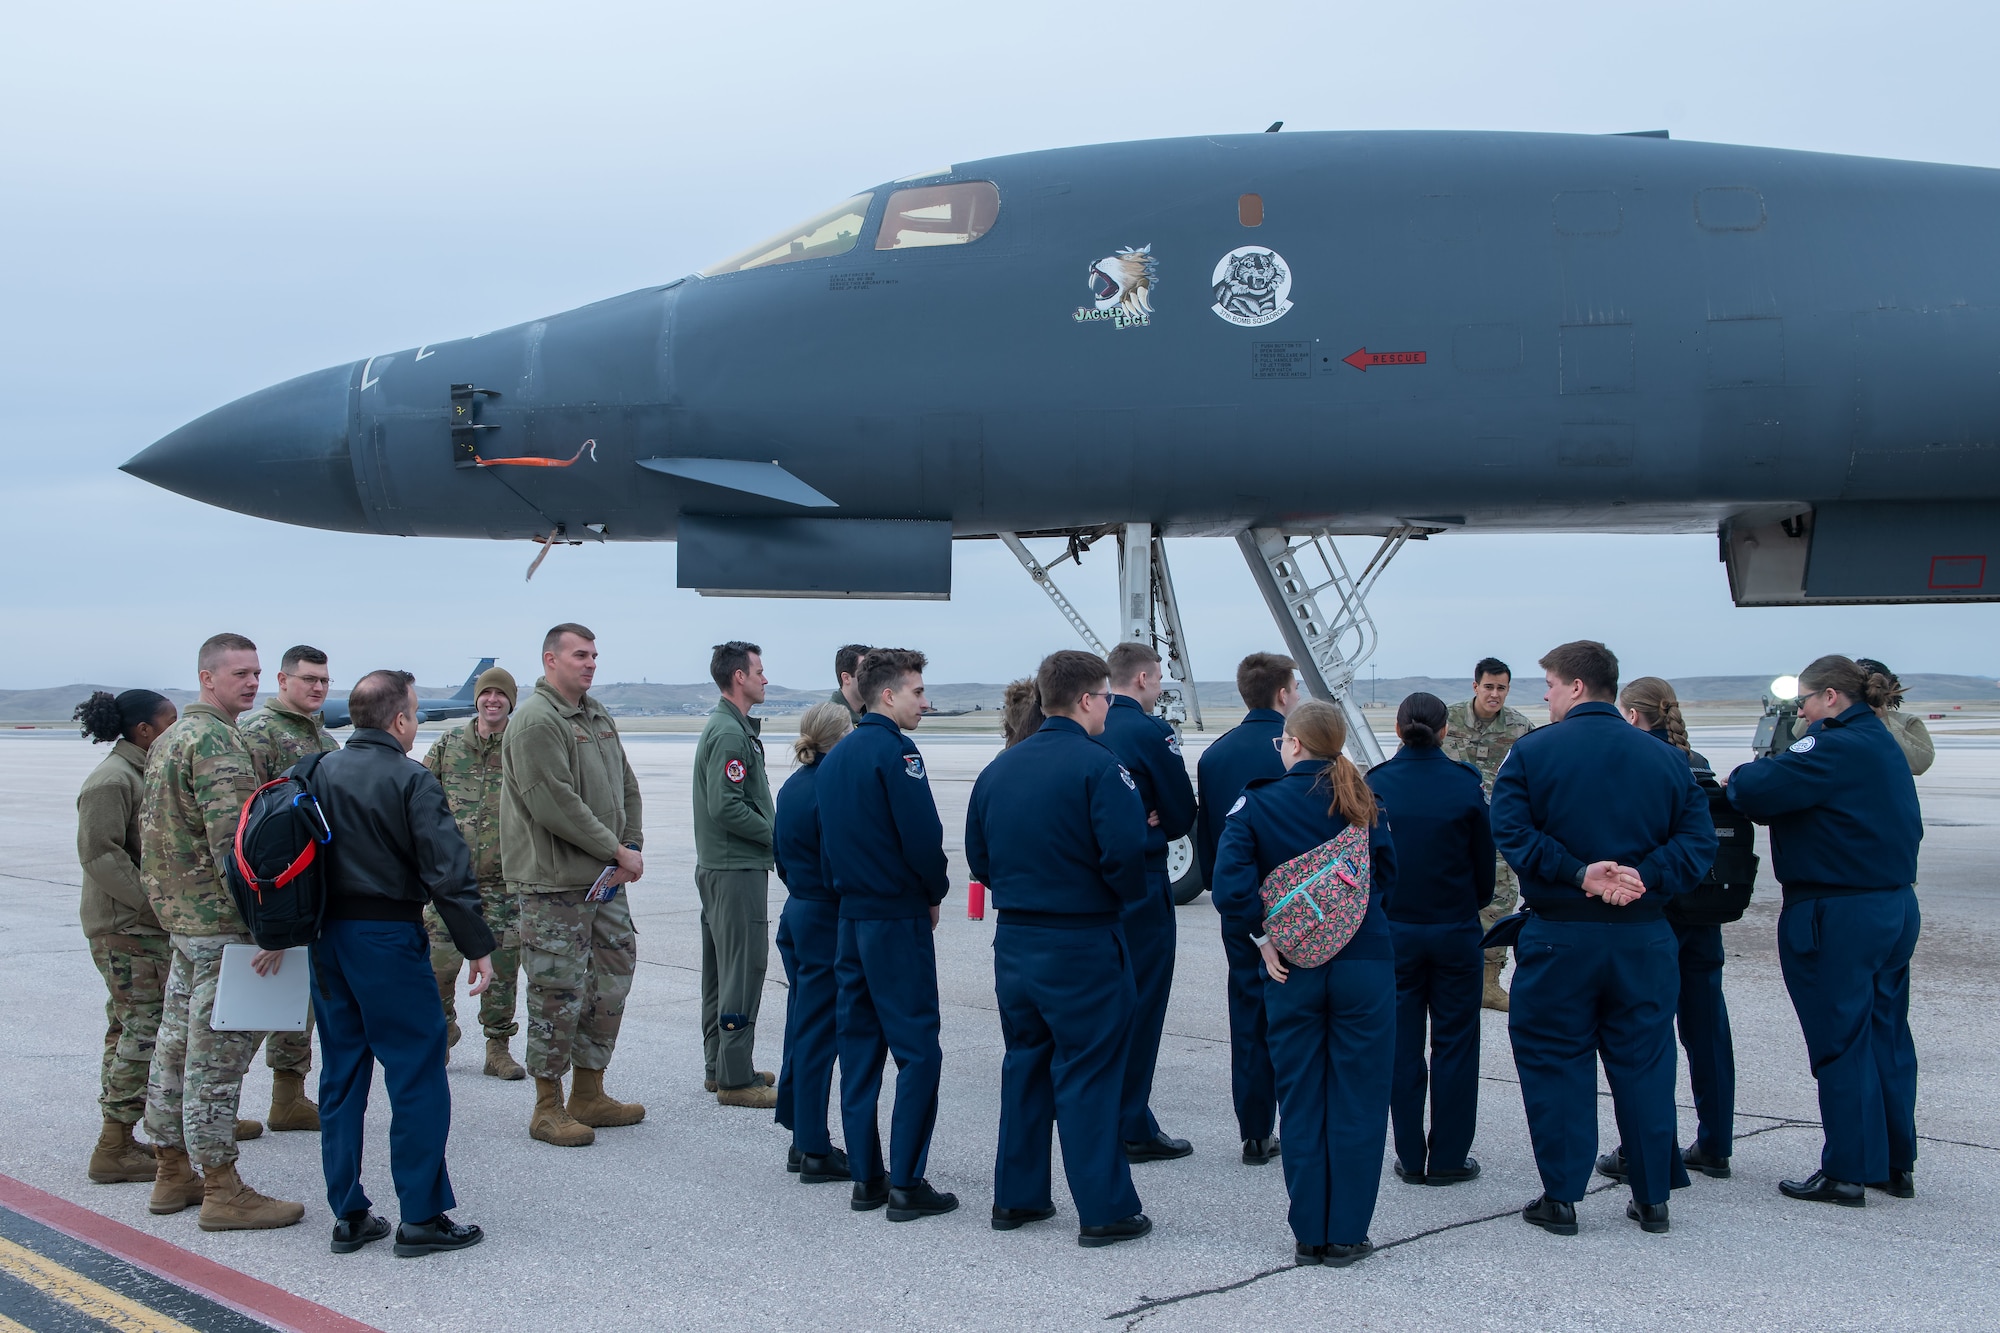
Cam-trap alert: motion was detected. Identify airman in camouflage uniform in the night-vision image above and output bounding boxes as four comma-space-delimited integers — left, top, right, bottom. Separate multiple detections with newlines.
1442, 662, 1538, 1011
504, 625, 645, 1148
75, 701, 173, 1185
423, 666, 524, 1080
140, 633, 305, 1230
238, 680, 337, 1122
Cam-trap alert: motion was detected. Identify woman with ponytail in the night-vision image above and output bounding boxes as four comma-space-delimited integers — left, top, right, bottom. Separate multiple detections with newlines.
71, 689, 177, 1185
1728, 655, 1924, 1207
1210, 700, 1397, 1268
1597, 677, 1738, 1184
772, 702, 855, 1180
1856, 658, 1933, 776
1362, 692, 1494, 1188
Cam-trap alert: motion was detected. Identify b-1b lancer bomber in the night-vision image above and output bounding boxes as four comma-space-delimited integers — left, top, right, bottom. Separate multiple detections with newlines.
125, 127, 2000, 759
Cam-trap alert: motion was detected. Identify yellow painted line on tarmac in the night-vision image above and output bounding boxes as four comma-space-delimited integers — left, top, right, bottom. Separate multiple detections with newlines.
0, 1311, 35, 1333
0, 1234, 205, 1333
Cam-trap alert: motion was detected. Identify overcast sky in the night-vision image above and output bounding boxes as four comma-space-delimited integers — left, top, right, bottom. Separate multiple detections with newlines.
3, 1, 1995, 694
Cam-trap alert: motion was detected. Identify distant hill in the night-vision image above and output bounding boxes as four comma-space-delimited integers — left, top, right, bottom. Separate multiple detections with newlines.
8, 672, 1993, 724
3, 680, 505, 725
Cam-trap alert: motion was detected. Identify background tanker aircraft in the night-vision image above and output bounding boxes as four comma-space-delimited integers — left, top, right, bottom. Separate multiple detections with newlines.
125, 127, 2000, 772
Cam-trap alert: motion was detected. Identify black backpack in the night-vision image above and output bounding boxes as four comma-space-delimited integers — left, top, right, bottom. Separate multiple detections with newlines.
1667, 768, 1759, 926
226, 750, 332, 949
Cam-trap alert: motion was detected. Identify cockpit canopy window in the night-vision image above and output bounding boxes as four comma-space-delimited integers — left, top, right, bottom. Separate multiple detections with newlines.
874, 182, 1000, 250
699, 194, 874, 276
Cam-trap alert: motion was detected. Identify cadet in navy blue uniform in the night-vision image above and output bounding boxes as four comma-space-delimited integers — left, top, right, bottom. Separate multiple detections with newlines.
1211, 700, 1399, 1268
1362, 692, 1493, 1187
1728, 655, 1923, 1207
1490, 642, 1716, 1237
1596, 677, 1738, 1184
1098, 642, 1199, 1162
1192, 652, 1298, 1166
772, 701, 854, 1184
966, 650, 1156, 1248
814, 648, 957, 1222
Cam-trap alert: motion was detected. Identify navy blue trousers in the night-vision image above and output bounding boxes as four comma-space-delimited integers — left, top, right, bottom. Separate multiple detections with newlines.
1118, 868, 1175, 1142
1777, 886, 1920, 1184
1264, 956, 1395, 1247
1614, 920, 1737, 1161
775, 897, 840, 1155
312, 919, 455, 1225
1219, 924, 1277, 1141
992, 922, 1141, 1226
1510, 917, 1687, 1206
1387, 917, 1483, 1175
836, 915, 942, 1188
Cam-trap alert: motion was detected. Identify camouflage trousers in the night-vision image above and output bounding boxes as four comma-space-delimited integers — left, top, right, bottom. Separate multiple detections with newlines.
259, 1003, 313, 1074
144, 933, 267, 1170
89, 933, 170, 1123
517, 887, 636, 1081
426, 882, 522, 1040
1480, 859, 1522, 967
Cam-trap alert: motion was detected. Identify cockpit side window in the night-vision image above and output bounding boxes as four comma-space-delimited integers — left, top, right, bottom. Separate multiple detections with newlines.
874, 182, 1001, 250
699, 194, 875, 276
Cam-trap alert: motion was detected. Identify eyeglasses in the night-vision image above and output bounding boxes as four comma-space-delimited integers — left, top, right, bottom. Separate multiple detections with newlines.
1271, 736, 1287, 752
1088, 690, 1114, 705
294, 674, 332, 688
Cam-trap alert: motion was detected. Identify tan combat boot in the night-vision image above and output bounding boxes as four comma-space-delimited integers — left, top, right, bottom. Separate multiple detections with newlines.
568, 1066, 646, 1127
530, 1077, 595, 1147
268, 1070, 321, 1131
716, 1080, 778, 1110
88, 1118, 158, 1184
148, 1146, 205, 1215
235, 1119, 264, 1140
197, 1162, 305, 1231
1481, 956, 1511, 1012
484, 1038, 526, 1081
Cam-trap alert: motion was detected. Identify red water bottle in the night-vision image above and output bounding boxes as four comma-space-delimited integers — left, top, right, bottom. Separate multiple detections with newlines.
967, 880, 987, 920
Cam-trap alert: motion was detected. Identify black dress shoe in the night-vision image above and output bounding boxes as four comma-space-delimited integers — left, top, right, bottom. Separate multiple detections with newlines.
886, 1180, 959, 1222
1867, 1169, 1915, 1199
1595, 1148, 1629, 1183
1242, 1136, 1280, 1165
798, 1147, 850, 1184
1323, 1241, 1374, 1268
1391, 1160, 1426, 1186
1780, 1170, 1864, 1207
1683, 1143, 1732, 1179
992, 1205, 1057, 1231
851, 1177, 889, 1211
1521, 1194, 1578, 1236
393, 1213, 484, 1258
330, 1211, 390, 1254
1124, 1132, 1193, 1162
1078, 1213, 1152, 1247
1426, 1157, 1481, 1186
786, 1145, 802, 1173
1293, 1242, 1323, 1266
1627, 1199, 1670, 1233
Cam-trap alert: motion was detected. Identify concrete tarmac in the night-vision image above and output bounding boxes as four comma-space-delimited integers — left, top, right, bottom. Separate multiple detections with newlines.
1, 722, 1995, 1331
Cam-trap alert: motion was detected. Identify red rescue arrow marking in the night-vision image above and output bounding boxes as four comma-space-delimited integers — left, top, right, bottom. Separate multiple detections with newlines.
1341, 347, 1428, 372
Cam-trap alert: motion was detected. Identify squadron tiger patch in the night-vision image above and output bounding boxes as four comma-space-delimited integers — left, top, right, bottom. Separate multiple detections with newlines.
724, 758, 747, 784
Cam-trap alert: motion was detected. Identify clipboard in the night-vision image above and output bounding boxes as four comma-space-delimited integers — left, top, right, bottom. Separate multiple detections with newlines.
211, 944, 312, 1032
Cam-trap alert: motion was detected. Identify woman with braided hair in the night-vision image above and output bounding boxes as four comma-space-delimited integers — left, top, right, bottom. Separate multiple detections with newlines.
1594, 676, 1738, 1185
1728, 655, 1923, 1207
72, 689, 179, 1185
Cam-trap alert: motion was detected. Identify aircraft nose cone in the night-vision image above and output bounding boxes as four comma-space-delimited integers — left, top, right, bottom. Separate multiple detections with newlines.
123, 361, 371, 532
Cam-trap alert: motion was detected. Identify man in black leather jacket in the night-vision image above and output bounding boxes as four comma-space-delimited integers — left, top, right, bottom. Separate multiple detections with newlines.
308, 669, 496, 1259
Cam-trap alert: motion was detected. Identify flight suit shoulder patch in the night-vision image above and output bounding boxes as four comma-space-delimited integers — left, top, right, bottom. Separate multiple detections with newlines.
1789, 735, 1817, 754
1118, 765, 1138, 790
724, 757, 747, 784
904, 754, 926, 779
